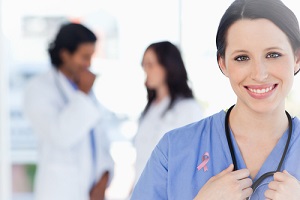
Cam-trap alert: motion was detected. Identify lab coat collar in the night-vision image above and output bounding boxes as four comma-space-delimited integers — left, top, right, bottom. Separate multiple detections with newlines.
52, 68, 79, 103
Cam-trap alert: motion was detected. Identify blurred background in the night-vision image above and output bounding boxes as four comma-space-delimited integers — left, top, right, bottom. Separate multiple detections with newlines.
1, 0, 300, 199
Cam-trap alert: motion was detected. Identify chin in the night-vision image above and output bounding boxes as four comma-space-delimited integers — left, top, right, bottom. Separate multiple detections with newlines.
146, 86, 156, 90
145, 83, 155, 89
247, 102, 282, 114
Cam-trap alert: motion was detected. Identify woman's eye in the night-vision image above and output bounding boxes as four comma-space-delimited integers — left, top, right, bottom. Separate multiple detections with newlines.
235, 56, 249, 61
266, 52, 281, 58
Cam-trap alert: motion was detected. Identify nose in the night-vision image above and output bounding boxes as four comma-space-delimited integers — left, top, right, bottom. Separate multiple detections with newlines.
142, 65, 150, 75
250, 59, 268, 81
84, 60, 91, 69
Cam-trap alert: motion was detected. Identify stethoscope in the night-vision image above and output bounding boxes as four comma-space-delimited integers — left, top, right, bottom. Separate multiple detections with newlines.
225, 104, 292, 193
54, 70, 69, 103
54, 69, 98, 186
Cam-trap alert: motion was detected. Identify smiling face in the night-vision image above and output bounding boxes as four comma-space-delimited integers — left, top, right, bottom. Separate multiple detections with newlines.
218, 19, 300, 113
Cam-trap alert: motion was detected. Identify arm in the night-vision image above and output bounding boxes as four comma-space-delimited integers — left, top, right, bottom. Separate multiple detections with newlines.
131, 136, 169, 200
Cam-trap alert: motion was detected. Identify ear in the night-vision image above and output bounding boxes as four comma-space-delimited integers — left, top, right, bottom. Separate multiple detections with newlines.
218, 54, 228, 77
294, 49, 300, 75
59, 49, 70, 62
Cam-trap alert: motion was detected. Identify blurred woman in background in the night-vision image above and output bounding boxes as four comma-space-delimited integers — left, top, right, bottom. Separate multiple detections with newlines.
133, 41, 203, 185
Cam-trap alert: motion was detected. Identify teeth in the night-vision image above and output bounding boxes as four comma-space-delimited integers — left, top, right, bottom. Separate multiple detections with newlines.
248, 86, 274, 94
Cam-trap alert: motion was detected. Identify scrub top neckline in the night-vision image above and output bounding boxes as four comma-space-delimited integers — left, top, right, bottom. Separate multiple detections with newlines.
224, 110, 290, 182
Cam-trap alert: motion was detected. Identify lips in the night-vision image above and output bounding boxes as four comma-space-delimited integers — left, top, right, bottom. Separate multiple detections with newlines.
247, 85, 276, 94
245, 84, 278, 99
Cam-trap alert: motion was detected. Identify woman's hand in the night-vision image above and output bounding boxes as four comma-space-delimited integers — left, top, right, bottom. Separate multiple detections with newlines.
265, 170, 300, 200
194, 164, 253, 200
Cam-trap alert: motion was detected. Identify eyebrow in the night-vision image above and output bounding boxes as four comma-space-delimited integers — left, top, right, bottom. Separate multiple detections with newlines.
231, 50, 248, 55
265, 47, 284, 51
231, 47, 284, 55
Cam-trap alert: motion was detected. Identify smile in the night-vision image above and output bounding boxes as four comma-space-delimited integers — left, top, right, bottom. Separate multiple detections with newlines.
246, 84, 277, 94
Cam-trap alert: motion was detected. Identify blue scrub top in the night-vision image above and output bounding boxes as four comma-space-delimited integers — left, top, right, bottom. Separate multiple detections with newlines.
131, 110, 300, 200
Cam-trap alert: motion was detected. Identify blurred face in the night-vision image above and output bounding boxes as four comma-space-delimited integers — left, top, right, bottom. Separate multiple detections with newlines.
142, 49, 167, 90
60, 42, 96, 80
218, 19, 300, 113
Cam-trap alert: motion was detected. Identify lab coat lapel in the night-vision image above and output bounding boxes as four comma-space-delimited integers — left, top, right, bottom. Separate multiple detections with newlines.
54, 69, 78, 103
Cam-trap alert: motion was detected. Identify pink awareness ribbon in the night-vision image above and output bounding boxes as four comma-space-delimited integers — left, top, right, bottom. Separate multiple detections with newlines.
197, 152, 210, 172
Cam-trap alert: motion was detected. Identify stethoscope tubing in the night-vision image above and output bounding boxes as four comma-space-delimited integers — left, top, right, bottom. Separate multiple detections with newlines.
225, 105, 292, 192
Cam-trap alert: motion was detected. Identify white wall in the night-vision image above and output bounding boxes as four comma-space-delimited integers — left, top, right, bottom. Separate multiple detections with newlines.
0, 0, 11, 198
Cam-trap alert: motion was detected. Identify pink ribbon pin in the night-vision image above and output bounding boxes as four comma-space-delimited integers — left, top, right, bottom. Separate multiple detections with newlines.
197, 152, 210, 172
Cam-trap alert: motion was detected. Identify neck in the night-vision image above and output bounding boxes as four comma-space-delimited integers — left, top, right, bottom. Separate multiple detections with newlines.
229, 103, 289, 141
58, 66, 76, 82
154, 85, 169, 103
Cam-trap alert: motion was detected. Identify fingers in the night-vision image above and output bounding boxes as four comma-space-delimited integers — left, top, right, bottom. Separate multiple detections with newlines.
241, 187, 253, 200
283, 170, 293, 177
238, 174, 253, 199
264, 188, 275, 199
266, 170, 300, 200
273, 170, 293, 182
225, 163, 234, 173
232, 168, 250, 180
231, 168, 252, 199
267, 180, 279, 191
197, 165, 253, 200
215, 165, 250, 185
234, 177, 253, 200
223, 166, 253, 197
239, 176, 253, 189
215, 164, 234, 178
266, 172, 289, 197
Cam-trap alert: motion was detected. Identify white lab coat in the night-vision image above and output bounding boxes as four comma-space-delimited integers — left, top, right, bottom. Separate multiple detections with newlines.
23, 68, 115, 200
133, 96, 203, 183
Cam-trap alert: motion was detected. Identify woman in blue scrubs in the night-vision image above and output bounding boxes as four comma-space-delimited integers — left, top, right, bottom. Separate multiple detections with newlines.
131, 0, 300, 199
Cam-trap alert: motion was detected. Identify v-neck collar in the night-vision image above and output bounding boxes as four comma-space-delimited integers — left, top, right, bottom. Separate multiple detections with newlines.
228, 126, 289, 182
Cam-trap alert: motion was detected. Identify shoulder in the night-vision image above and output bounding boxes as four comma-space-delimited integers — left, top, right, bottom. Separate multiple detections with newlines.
154, 110, 229, 175
171, 97, 203, 117
292, 116, 300, 127
284, 116, 300, 179
169, 110, 225, 139
25, 69, 54, 90
24, 69, 56, 100
157, 110, 226, 150
291, 116, 300, 143
174, 97, 201, 109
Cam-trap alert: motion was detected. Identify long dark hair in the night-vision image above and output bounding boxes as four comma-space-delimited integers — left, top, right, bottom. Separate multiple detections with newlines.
48, 22, 97, 68
216, 0, 300, 75
141, 41, 194, 118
